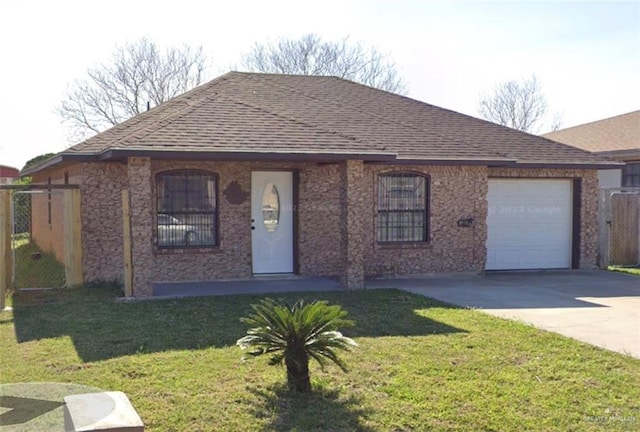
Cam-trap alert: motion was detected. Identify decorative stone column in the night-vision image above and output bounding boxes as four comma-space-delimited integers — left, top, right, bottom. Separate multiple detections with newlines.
339, 160, 366, 289
127, 157, 154, 296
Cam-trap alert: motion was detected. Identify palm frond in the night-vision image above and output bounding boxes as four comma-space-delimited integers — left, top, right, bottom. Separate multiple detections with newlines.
237, 297, 358, 391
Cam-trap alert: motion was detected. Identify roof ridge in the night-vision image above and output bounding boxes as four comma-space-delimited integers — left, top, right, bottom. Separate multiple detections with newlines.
215, 80, 390, 150
316, 76, 610, 161
250, 74, 511, 160
100, 98, 203, 149
67, 73, 236, 152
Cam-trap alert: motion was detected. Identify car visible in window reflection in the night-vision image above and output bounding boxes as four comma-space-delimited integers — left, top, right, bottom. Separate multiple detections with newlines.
157, 214, 200, 246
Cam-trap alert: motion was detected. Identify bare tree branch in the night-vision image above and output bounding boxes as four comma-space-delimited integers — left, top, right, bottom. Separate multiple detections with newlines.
549, 112, 564, 132
478, 75, 556, 133
241, 34, 407, 94
58, 37, 207, 142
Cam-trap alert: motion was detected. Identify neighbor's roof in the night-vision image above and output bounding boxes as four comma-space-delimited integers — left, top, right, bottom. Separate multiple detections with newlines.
0, 165, 19, 178
26, 72, 617, 175
543, 111, 640, 155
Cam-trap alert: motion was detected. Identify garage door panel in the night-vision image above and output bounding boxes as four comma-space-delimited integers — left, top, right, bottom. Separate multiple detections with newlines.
487, 179, 572, 270
489, 247, 570, 269
491, 224, 568, 248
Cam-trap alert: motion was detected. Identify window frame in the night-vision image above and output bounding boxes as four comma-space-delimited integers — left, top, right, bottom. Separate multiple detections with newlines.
155, 169, 219, 249
376, 171, 430, 244
622, 162, 640, 187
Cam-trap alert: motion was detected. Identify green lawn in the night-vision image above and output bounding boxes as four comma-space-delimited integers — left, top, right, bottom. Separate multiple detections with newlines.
12, 234, 65, 289
1, 286, 639, 431
608, 265, 640, 276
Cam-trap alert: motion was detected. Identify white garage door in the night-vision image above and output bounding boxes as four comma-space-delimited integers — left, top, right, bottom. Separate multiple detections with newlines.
486, 179, 573, 270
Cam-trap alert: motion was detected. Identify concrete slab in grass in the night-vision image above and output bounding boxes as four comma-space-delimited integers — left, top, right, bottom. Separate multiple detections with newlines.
63, 391, 144, 432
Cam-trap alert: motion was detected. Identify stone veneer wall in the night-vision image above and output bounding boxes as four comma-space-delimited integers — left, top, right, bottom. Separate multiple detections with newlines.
488, 167, 599, 268
297, 163, 343, 277
28, 161, 599, 294
340, 160, 366, 288
128, 158, 154, 295
80, 162, 128, 282
147, 161, 344, 290
363, 165, 489, 277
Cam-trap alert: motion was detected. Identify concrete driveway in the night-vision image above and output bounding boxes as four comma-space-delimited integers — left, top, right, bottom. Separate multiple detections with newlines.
367, 270, 640, 358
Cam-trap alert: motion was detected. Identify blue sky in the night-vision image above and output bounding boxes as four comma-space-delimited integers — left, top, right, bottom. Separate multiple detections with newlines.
1, 0, 638, 170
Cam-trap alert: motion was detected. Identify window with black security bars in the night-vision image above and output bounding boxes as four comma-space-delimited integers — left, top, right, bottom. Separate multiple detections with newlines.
377, 173, 429, 242
156, 170, 218, 247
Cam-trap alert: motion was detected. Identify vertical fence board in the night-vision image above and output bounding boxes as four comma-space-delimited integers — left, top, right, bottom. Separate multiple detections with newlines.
601, 188, 640, 267
122, 190, 133, 297
610, 194, 640, 265
0, 190, 11, 309
64, 189, 83, 286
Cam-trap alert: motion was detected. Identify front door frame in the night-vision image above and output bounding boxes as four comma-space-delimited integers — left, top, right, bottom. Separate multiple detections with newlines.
250, 169, 299, 275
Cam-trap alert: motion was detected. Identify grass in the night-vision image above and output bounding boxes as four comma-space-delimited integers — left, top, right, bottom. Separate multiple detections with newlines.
11, 233, 65, 289
1, 287, 639, 431
608, 265, 640, 276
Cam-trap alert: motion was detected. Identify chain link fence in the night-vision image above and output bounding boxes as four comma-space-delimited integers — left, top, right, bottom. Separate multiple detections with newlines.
599, 188, 640, 268
12, 191, 66, 289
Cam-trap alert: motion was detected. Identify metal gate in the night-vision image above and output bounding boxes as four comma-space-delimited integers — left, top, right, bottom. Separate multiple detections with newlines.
0, 186, 82, 309
599, 187, 640, 267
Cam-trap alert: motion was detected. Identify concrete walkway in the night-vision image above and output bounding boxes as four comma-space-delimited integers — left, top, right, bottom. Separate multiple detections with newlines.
369, 270, 640, 358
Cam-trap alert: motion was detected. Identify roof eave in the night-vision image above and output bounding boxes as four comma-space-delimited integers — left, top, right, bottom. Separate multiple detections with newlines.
99, 148, 398, 162
20, 153, 96, 177
367, 157, 516, 166
594, 149, 640, 160
488, 161, 625, 170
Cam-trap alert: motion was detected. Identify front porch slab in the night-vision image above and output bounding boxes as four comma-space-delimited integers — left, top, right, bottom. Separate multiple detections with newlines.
152, 276, 341, 298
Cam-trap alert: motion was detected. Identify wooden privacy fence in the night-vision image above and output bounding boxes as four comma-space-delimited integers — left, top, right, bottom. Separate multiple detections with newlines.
599, 188, 640, 267
0, 185, 82, 310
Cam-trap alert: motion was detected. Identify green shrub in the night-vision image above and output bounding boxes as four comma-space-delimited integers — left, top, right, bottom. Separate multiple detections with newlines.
237, 298, 357, 392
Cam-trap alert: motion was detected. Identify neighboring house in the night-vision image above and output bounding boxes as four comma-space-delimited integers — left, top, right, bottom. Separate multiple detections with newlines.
544, 111, 640, 188
0, 165, 19, 185
23, 72, 617, 297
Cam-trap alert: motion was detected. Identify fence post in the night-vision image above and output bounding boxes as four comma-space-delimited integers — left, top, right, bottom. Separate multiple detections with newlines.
122, 190, 133, 297
598, 189, 609, 268
0, 190, 12, 309
64, 189, 83, 287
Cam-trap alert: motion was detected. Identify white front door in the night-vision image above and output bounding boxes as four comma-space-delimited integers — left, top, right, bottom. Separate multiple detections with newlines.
486, 179, 573, 270
251, 171, 294, 274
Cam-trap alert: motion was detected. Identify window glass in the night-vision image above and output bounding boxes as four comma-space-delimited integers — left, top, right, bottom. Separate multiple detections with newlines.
622, 163, 640, 187
156, 170, 217, 247
377, 173, 428, 242
262, 183, 280, 232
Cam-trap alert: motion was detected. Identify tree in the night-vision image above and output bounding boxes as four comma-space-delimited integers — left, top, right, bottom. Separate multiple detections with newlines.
478, 75, 561, 133
58, 38, 207, 142
241, 34, 407, 94
237, 298, 357, 392
22, 153, 57, 172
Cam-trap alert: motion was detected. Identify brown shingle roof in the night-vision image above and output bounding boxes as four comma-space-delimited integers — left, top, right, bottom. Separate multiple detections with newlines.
543, 111, 640, 154
37, 72, 615, 172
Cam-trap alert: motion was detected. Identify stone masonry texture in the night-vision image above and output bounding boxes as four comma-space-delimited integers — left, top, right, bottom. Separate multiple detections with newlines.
364, 165, 489, 276
340, 160, 366, 288
29, 160, 599, 296
128, 157, 154, 296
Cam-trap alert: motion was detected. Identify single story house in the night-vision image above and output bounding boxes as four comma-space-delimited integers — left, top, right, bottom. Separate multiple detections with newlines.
544, 110, 640, 189
24, 72, 618, 296
0, 165, 19, 185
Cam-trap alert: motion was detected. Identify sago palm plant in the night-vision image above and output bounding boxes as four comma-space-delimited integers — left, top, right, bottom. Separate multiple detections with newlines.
237, 298, 357, 392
